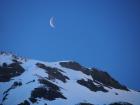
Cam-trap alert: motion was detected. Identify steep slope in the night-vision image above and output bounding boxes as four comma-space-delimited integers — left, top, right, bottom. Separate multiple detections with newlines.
0, 52, 140, 105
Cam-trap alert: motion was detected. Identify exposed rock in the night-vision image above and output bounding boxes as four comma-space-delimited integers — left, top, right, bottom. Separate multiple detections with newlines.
18, 100, 30, 105
0, 52, 139, 105
109, 102, 133, 105
76, 102, 94, 105
60, 61, 128, 91
38, 78, 60, 90
91, 68, 129, 91
29, 78, 67, 101
59, 61, 91, 75
0, 63, 25, 82
31, 86, 66, 101
77, 79, 108, 92
36, 63, 69, 83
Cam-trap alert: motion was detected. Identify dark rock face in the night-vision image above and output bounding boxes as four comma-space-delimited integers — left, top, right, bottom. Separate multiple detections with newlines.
36, 63, 69, 83
59, 61, 91, 75
76, 102, 94, 105
0, 63, 25, 82
30, 78, 66, 101
31, 87, 66, 101
18, 100, 30, 105
109, 102, 133, 105
77, 79, 108, 92
59, 61, 128, 91
37, 61, 129, 94
38, 78, 60, 91
91, 68, 129, 91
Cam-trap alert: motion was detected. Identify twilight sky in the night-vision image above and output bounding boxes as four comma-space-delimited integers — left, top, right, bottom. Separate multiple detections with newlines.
0, 0, 140, 90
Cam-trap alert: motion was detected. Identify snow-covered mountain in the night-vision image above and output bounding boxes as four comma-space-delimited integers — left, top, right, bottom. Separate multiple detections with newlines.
0, 52, 140, 105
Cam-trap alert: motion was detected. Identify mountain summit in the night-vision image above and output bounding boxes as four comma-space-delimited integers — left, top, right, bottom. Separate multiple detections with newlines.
0, 52, 140, 105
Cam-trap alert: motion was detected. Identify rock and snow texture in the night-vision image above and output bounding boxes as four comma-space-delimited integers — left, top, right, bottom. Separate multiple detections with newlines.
0, 52, 140, 105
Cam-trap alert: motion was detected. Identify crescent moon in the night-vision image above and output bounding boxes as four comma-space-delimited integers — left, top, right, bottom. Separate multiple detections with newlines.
50, 17, 55, 28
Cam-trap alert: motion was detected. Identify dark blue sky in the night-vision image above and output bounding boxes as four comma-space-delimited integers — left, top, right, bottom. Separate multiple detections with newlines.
0, 0, 140, 90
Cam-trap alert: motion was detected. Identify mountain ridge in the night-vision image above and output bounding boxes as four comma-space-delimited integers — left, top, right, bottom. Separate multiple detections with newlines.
0, 51, 140, 105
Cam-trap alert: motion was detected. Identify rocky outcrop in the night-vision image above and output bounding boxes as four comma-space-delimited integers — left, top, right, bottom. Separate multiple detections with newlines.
109, 102, 133, 105
77, 79, 108, 92
30, 78, 66, 101
0, 52, 139, 105
59, 61, 91, 75
76, 102, 94, 105
36, 63, 69, 83
91, 68, 129, 91
0, 63, 25, 82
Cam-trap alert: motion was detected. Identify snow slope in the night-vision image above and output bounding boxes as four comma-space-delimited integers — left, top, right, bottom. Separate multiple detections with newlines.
0, 52, 140, 105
